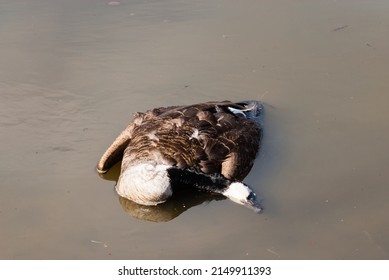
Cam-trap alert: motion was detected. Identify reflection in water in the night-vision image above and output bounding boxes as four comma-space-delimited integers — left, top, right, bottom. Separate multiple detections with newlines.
98, 161, 122, 182
119, 192, 225, 223
98, 161, 225, 222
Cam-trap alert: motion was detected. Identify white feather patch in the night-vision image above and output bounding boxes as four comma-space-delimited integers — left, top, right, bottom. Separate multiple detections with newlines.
189, 129, 200, 140
222, 182, 251, 205
227, 107, 246, 117
116, 162, 172, 205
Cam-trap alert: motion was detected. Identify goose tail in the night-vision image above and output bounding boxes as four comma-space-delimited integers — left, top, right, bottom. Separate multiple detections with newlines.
243, 100, 263, 119
230, 100, 263, 123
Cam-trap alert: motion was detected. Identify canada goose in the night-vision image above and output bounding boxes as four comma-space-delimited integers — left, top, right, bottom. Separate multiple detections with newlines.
97, 100, 263, 213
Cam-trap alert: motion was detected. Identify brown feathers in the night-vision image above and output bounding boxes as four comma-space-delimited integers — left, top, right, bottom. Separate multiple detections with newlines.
97, 100, 262, 181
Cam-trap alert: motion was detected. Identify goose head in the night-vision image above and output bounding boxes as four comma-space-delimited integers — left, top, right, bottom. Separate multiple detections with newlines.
222, 182, 263, 213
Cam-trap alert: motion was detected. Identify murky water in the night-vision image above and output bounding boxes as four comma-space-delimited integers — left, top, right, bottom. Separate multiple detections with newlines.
1, 0, 388, 259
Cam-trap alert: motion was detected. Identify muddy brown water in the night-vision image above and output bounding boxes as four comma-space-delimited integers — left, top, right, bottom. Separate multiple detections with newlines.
1, 0, 388, 259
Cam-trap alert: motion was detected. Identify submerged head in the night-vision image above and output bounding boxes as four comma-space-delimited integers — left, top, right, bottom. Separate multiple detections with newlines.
222, 182, 262, 213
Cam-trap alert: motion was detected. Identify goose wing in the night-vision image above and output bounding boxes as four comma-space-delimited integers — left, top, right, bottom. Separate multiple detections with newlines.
97, 113, 144, 173
219, 117, 261, 180
163, 101, 262, 180
97, 105, 183, 173
190, 102, 261, 180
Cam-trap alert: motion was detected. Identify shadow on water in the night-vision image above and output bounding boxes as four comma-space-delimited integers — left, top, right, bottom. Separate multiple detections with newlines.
98, 162, 226, 223
119, 192, 225, 223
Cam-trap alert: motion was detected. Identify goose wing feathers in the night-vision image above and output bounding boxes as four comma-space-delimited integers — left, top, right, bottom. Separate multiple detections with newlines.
97, 101, 262, 181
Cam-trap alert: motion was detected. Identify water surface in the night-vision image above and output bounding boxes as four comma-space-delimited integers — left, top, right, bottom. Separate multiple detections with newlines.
1, 0, 389, 259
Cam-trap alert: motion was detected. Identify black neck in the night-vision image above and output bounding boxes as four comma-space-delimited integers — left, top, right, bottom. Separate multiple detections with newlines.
167, 167, 231, 193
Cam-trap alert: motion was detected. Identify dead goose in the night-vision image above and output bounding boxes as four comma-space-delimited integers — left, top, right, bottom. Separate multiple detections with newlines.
97, 100, 263, 213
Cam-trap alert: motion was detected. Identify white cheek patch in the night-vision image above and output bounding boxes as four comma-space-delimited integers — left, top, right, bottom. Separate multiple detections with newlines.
222, 182, 251, 205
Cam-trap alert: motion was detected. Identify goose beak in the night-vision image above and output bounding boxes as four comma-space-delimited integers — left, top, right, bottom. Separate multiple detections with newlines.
243, 196, 263, 214
243, 198, 263, 214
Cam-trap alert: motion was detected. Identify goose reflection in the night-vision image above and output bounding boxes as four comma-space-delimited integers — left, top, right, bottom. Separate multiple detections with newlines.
119, 191, 225, 222
98, 162, 226, 222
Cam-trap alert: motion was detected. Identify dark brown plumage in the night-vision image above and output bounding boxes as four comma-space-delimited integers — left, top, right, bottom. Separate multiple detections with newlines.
97, 100, 262, 181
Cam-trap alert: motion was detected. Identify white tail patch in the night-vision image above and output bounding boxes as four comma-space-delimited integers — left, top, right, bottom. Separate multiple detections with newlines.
116, 162, 172, 205
228, 107, 246, 117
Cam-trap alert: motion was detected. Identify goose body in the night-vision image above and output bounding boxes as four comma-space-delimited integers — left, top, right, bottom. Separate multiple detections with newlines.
97, 100, 263, 213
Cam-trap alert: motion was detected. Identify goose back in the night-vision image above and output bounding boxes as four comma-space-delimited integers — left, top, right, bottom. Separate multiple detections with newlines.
98, 101, 262, 181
